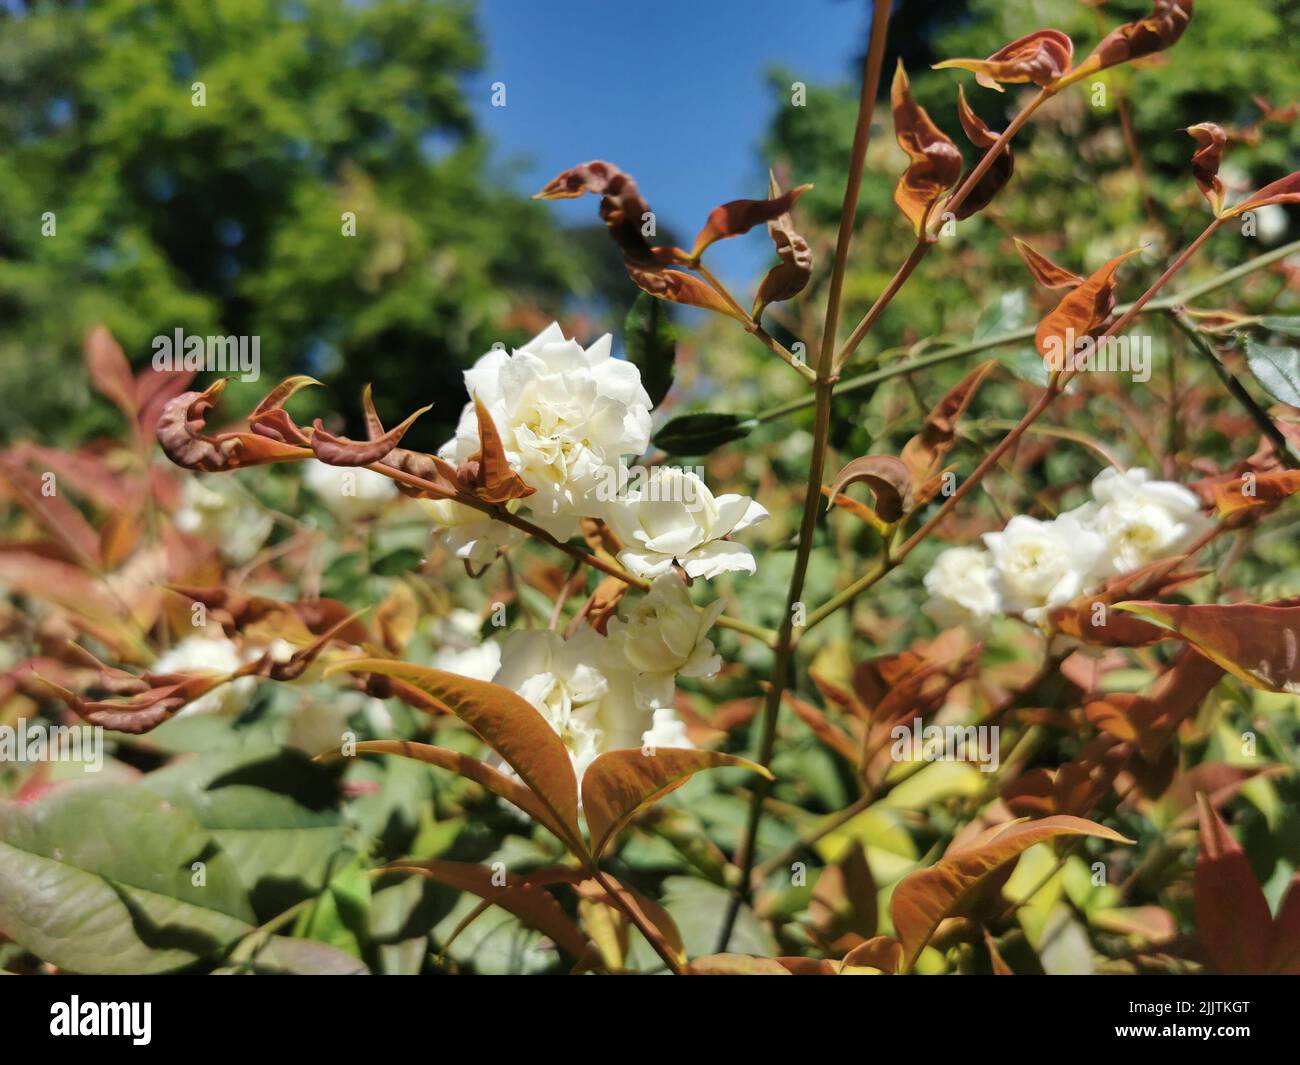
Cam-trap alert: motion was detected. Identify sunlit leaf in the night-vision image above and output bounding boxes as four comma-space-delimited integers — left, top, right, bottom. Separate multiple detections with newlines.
689, 183, 812, 260
1057, 0, 1194, 88
324, 660, 583, 852
900, 360, 997, 489
1113, 599, 1300, 693
1035, 250, 1140, 364
1243, 338, 1300, 409
653, 411, 758, 456
753, 171, 814, 318
890, 815, 1132, 970
581, 747, 770, 859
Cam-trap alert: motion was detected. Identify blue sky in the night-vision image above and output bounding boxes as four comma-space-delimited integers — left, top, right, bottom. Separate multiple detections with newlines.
467, 0, 871, 286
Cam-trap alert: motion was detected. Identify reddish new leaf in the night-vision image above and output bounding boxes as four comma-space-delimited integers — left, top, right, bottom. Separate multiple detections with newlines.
581, 747, 770, 859
324, 659, 583, 853
346, 740, 576, 848
890, 815, 1132, 970
891, 61, 962, 236
1035, 250, 1140, 365
1060, 0, 1195, 87
1114, 599, 1300, 692
464, 395, 535, 503
388, 860, 593, 962
156, 379, 311, 472
1186, 123, 1227, 216
624, 260, 746, 320
689, 182, 811, 260
1014, 237, 1084, 290
950, 85, 1014, 220
1227, 170, 1300, 217
85, 325, 138, 423
900, 361, 997, 489
1194, 794, 1274, 974
935, 29, 1074, 92
1209, 469, 1300, 519
753, 172, 814, 318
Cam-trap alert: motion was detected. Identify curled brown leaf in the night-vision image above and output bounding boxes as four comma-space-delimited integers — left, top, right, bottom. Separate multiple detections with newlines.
1059, 0, 1194, 87
825, 455, 914, 524
934, 29, 1074, 92
891, 61, 962, 237
950, 85, 1014, 220
1185, 123, 1227, 216
753, 172, 814, 319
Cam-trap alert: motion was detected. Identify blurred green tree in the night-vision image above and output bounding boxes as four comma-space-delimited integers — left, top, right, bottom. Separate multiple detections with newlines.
0, 0, 586, 449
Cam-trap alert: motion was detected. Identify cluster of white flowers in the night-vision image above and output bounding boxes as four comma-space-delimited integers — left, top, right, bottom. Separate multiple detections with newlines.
924, 468, 1211, 627
174, 476, 273, 564
428, 323, 768, 575
480, 573, 719, 782
301, 459, 398, 520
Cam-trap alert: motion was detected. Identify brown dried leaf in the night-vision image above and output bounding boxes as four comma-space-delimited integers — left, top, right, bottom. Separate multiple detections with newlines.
825, 455, 914, 523
1013, 237, 1084, 289
1186, 123, 1227, 216
310, 402, 429, 467
935, 29, 1074, 92
891, 61, 962, 236
900, 361, 997, 489
950, 85, 1014, 220
156, 379, 311, 472
1061, 0, 1194, 87
689, 182, 811, 260
753, 172, 814, 318
465, 395, 534, 503
1035, 250, 1140, 364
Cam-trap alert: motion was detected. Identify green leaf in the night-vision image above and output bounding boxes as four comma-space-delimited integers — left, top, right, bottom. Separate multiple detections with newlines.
0, 784, 254, 973
653, 411, 757, 456
141, 747, 347, 919
294, 852, 371, 959
1244, 337, 1300, 408
1260, 316, 1300, 339
624, 292, 677, 407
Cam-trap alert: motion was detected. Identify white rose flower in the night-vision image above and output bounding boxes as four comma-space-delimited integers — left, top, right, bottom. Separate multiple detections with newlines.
432, 639, 501, 683
984, 512, 1106, 623
302, 459, 398, 520
492, 627, 648, 783
151, 636, 257, 719
439, 323, 653, 536
606, 573, 725, 710
174, 476, 274, 564
1088, 467, 1211, 575
420, 497, 524, 567
604, 467, 768, 580
922, 546, 1003, 628
642, 706, 692, 751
